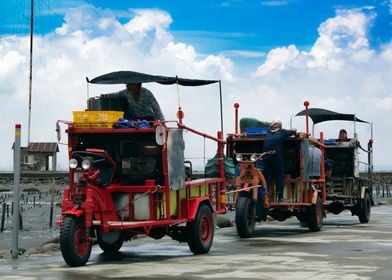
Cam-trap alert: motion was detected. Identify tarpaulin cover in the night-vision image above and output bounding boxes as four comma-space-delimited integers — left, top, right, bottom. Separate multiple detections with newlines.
87, 70, 220, 86
295, 108, 368, 124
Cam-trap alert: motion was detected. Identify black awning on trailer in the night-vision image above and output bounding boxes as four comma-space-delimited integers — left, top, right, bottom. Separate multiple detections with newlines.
87, 70, 220, 86
295, 108, 369, 124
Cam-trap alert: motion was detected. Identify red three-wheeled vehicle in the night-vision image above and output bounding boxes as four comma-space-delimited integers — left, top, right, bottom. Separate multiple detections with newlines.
56, 71, 226, 266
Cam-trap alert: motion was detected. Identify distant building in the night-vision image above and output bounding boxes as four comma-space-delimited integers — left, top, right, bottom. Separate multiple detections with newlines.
13, 142, 59, 171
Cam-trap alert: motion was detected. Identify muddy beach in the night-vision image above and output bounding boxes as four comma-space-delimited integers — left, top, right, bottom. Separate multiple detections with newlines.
0, 178, 66, 259
0, 174, 391, 260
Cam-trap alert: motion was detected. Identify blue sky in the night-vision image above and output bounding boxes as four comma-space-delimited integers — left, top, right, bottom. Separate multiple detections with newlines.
0, 0, 391, 170
2, 1, 390, 54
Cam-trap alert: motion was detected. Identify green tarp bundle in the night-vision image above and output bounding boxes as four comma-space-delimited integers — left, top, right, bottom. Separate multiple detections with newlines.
204, 156, 236, 178
239, 118, 270, 133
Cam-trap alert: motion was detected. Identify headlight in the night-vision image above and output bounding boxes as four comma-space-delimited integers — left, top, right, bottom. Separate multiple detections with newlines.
235, 154, 243, 162
69, 158, 78, 169
81, 159, 91, 170
250, 153, 258, 162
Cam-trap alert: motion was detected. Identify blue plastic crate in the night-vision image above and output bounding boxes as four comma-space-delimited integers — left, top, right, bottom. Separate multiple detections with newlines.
245, 127, 268, 138
324, 139, 337, 145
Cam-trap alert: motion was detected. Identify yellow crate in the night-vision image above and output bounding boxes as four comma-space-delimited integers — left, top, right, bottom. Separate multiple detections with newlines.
74, 123, 113, 129
73, 111, 124, 128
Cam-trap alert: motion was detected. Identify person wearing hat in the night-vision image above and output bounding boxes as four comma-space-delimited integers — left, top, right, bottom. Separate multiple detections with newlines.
262, 118, 297, 203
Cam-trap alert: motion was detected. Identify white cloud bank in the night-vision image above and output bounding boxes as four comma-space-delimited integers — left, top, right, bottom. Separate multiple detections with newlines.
0, 5, 391, 171
249, 8, 391, 169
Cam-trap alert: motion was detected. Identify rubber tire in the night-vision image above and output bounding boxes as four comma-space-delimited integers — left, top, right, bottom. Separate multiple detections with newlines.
60, 216, 92, 267
187, 204, 214, 254
358, 192, 371, 223
307, 196, 323, 232
235, 196, 255, 238
297, 214, 308, 228
96, 231, 124, 253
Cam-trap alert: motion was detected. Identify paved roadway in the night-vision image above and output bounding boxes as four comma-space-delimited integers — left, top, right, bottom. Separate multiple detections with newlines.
1, 204, 391, 280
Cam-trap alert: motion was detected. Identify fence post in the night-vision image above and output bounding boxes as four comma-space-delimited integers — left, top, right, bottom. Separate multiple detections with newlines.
49, 179, 55, 227
1, 203, 6, 233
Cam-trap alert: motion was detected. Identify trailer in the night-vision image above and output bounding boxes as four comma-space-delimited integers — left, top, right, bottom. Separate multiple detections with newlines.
295, 107, 374, 223
226, 101, 326, 237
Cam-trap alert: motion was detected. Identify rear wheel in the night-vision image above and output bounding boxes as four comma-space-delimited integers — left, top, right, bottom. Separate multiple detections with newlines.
187, 204, 214, 254
296, 211, 308, 228
96, 230, 124, 253
60, 216, 92, 267
358, 192, 371, 223
307, 195, 323, 232
235, 196, 255, 238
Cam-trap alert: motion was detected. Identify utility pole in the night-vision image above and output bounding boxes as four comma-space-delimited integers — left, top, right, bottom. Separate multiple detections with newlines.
27, 0, 34, 145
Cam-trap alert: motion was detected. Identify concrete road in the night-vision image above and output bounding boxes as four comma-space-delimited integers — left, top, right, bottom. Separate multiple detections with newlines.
1, 204, 391, 280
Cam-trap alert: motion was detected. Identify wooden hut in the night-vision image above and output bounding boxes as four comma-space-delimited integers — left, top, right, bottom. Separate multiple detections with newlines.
19, 142, 59, 171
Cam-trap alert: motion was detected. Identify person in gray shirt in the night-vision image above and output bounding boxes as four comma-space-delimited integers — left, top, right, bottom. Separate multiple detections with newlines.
113, 83, 165, 121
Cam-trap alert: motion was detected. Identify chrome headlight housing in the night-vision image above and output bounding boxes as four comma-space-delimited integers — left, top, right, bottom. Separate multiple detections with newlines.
235, 154, 243, 162
69, 158, 78, 169
250, 153, 258, 162
81, 159, 91, 170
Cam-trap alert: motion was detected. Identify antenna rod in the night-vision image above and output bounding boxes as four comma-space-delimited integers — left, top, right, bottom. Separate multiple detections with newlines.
219, 81, 223, 136
27, 0, 34, 145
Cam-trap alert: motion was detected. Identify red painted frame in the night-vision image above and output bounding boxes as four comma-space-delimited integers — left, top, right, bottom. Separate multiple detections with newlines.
58, 120, 227, 235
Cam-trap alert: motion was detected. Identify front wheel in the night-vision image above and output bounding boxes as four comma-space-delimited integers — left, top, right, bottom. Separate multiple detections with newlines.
307, 195, 324, 232
358, 192, 371, 223
235, 196, 255, 238
187, 204, 214, 254
60, 216, 92, 267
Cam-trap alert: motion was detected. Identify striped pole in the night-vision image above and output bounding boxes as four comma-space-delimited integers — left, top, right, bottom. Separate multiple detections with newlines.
11, 124, 21, 259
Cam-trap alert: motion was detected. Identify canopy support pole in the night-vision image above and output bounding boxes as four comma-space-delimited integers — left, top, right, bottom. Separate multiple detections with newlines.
219, 81, 223, 137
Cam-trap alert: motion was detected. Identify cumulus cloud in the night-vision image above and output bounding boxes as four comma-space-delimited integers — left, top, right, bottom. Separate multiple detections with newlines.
55, 5, 117, 36
221, 50, 265, 58
124, 9, 172, 40
248, 8, 391, 169
307, 9, 375, 69
253, 45, 300, 76
0, 48, 25, 76
254, 9, 376, 76
163, 42, 197, 61
193, 55, 234, 81
0, 7, 235, 171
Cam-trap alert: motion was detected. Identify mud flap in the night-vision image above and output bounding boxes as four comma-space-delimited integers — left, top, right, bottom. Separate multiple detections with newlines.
311, 190, 325, 217
360, 186, 366, 199
62, 206, 85, 218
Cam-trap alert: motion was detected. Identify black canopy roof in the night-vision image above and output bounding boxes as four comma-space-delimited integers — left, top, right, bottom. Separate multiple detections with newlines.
87, 70, 220, 86
295, 108, 369, 124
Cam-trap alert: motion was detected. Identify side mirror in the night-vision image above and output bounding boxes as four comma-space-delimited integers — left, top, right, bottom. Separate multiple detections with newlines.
155, 124, 167, 146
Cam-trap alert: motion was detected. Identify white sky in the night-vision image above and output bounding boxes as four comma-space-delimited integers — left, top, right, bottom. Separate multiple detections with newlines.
0, 6, 391, 171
